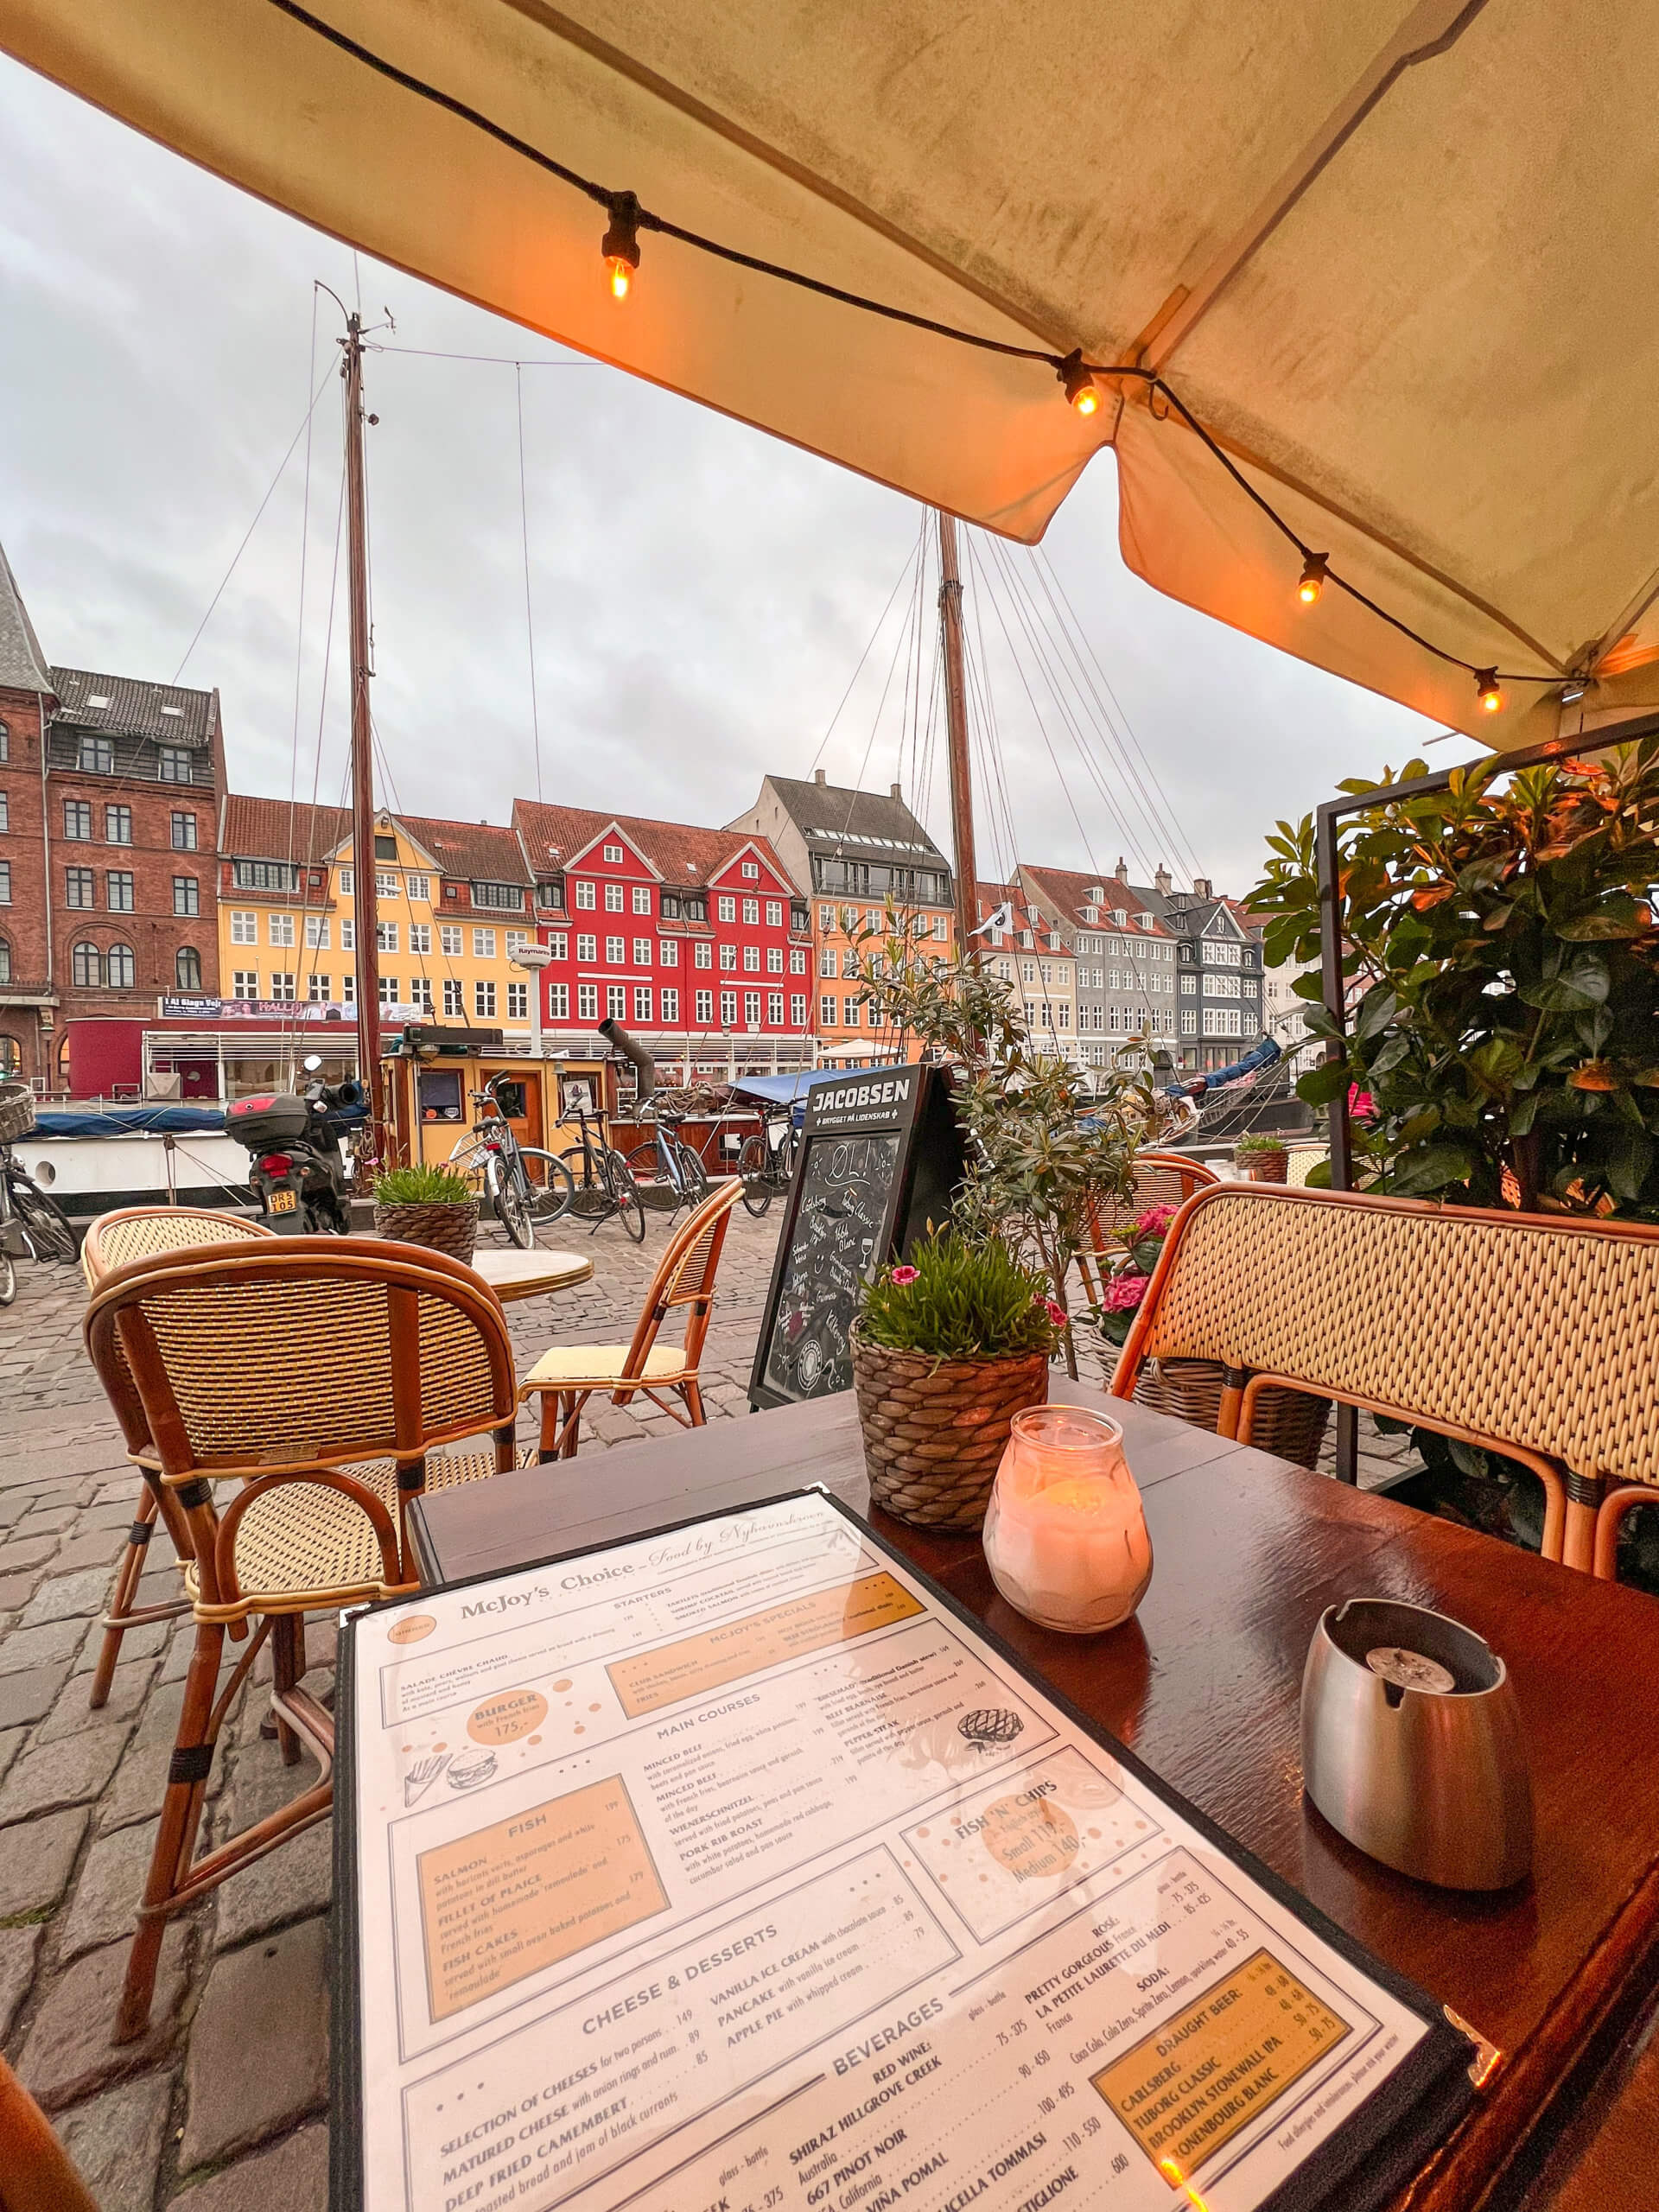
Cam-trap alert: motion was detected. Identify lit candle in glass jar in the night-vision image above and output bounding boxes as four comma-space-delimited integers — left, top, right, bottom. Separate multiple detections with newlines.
982, 1407, 1153, 1634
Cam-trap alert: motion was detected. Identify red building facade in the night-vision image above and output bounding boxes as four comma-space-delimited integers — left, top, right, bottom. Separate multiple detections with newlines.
512, 802, 812, 1069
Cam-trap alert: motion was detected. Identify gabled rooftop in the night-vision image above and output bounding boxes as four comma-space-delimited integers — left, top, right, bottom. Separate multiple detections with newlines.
514, 799, 799, 899
760, 773, 950, 864
51, 666, 218, 747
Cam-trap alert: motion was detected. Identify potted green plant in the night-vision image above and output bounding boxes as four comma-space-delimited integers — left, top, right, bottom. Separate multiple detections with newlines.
848, 910, 1152, 1374
1235, 1131, 1290, 1183
852, 1231, 1064, 1530
373, 1164, 480, 1263
1250, 742, 1659, 1215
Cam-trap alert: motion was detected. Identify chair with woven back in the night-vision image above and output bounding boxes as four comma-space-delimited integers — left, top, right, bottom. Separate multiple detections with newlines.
83, 1234, 525, 2040
79, 1206, 278, 1708
1108, 1183, 1659, 1574
521, 1178, 742, 1459
1074, 1150, 1220, 1311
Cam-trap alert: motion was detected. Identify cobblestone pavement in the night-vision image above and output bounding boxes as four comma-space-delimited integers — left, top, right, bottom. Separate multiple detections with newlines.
0, 1205, 1410, 2208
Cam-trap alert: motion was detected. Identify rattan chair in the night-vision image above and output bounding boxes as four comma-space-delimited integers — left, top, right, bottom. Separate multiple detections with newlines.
522, 1179, 742, 1459
0, 2052, 99, 2212
84, 1236, 524, 2040
1109, 1184, 1659, 1573
1075, 1150, 1221, 1310
79, 1206, 276, 1707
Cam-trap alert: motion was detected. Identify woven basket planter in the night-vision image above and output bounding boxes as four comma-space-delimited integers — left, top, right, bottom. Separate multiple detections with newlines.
1241, 1151, 1289, 1184
851, 1325, 1049, 1532
1132, 1356, 1331, 1471
372, 1198, 479, 1265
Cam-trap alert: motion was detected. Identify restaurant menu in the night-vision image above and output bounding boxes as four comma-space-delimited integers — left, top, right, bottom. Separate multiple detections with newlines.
336, 1493, 1470, 2212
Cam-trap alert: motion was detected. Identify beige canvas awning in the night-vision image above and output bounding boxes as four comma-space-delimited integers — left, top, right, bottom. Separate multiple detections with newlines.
5, 0, 1658, 748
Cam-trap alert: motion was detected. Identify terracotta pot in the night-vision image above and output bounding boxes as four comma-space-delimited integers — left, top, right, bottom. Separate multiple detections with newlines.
372, 1198, 480, 1264
850, 1324, 1049, 1532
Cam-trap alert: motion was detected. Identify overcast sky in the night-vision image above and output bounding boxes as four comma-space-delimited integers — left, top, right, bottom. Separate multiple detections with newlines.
0, 54, 1485, 899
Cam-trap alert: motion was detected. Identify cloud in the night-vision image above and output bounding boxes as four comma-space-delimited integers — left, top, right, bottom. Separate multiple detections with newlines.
0, 53, 1476, 904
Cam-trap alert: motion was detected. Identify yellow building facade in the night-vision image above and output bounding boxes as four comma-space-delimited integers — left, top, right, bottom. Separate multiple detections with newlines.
214, 798, 538, 1054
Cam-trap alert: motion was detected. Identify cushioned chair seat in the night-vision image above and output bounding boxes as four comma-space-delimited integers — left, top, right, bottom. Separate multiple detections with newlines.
183, 1445, 528, 1605
523, 1342, 693, 1390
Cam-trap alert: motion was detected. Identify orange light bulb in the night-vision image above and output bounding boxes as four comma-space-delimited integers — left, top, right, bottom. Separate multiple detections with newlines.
607, 257, 632, 301
1475, 668, 1503, 714
1297, 552, 1327, 606
1073, 382, 1098, 417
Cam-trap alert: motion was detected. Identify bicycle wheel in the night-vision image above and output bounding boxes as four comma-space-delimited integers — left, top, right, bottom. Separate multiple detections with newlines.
0, 1248, 14, 1306
605, 1152, 647, 1242
677, 1143, 709, 1208
10, 1180, 77, 1262
558, 1146, 613, 1219
736, 1135, 772, 1217
516, 1147, 575, 1227
492, 1158, 534, 1249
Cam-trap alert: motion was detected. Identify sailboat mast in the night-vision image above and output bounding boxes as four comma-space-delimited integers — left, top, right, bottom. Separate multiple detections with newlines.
342, 313, 387, 1145
936, 512, 978, 961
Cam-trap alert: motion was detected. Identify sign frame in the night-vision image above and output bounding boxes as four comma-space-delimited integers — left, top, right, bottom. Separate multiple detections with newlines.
746, 1059, 963, 1411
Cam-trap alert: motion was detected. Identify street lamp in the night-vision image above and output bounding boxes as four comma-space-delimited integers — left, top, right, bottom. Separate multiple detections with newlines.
510, 941, 554, 1059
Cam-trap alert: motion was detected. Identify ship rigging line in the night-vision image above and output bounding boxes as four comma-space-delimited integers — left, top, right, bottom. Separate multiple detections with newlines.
515, 365, 545, 805
173, 363, 336, 685
808, 531, 920, 779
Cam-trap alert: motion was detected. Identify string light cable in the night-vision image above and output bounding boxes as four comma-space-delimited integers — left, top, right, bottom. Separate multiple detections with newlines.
266, 0, 1563, 714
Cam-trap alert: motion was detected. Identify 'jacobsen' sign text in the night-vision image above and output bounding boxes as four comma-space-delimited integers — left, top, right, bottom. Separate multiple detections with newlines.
747, 1062, 963, 1411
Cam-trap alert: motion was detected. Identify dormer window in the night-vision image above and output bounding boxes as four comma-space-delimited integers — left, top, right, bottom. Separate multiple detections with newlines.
1114, 908, 1128, 925
1084, 906, 1099, 924
1089, 885, 1104, 904
1137, 913, 1154, 931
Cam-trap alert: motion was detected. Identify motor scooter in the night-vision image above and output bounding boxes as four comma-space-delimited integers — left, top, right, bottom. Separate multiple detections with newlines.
226, 1055, 368, 1234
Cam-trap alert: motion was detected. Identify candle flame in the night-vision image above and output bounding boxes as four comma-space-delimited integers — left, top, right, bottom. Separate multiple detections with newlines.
1157, 2158, 1214, 2210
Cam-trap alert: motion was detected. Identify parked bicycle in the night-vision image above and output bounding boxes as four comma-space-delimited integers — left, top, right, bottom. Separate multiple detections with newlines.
0, 1081, 78, 1306
446, 1074, 574, 1249
625, 1108, 709, 1220
736, 1109, 800, 1217
557, 1105, 646, 1243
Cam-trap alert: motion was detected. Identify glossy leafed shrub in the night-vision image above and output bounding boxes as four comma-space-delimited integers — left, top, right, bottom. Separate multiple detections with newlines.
1251, 743, 1659, 1217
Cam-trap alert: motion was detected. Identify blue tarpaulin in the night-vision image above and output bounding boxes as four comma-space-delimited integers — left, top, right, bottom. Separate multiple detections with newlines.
728, 1070, 849, 1109
33, 1105, 228, 1138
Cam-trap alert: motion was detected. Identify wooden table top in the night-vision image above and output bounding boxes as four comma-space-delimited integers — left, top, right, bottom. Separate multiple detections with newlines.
410, 1383, 1659, 2212
465, 1245, 593, 1300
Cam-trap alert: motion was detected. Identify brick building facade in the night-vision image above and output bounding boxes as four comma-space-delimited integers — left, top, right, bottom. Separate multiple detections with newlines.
0, 543, 53, 1082
0, 541, 223, 1087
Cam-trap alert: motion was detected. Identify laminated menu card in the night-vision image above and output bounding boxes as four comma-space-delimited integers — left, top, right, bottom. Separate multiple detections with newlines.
334, 1491, 1473, 2212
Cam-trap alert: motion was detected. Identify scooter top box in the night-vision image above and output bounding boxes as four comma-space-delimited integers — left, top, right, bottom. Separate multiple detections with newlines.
226, 1092, 312, 1149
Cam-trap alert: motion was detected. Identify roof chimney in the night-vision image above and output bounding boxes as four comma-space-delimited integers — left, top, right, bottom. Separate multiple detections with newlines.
890, 781, 902, 800
813, 767, 827, 785
1116, 855, 1128, 880
1154, 864, 1172, 895
1192, 875, 1212, 898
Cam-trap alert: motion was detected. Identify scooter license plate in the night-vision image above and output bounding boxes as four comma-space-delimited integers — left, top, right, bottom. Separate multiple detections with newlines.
267, 1189, 299, 1214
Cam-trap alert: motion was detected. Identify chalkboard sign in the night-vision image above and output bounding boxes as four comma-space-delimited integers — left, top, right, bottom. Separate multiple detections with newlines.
748, 1062, 963, 1410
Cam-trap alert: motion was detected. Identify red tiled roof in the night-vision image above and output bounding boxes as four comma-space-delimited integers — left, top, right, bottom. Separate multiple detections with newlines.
513, 799, 798, 895
222, 798, 532, 884
220, 794, 349, 864
396, 816, 532, 885
1020, 862, 1170, 936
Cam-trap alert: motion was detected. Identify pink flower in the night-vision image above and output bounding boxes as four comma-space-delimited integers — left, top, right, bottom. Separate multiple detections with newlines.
1043, 1299, 1068, 1328
1349, 1085, 1376, 1121
1134, 1203, 1179, 1236
1101, 1273, 1148, 1314
890, 1264, 918, 1287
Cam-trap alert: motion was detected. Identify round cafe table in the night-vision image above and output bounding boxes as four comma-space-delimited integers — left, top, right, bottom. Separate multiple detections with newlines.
467, 1246, 593, 1301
